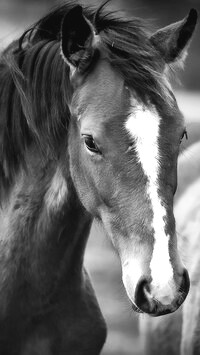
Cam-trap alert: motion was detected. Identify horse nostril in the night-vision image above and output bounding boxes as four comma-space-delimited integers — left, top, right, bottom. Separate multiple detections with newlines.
135, 277, 152, 313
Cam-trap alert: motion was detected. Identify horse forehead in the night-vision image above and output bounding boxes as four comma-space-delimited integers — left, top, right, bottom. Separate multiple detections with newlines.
78, 60, 125, 114
88, 59, 123, 92
126, 95, 184, 142
126, 102, 161, 142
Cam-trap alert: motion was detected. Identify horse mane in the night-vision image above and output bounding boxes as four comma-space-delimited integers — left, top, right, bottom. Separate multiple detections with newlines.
0, 0, 168, 194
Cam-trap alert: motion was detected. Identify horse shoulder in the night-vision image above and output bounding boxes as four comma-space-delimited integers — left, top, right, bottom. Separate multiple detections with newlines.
20, 268, 106, 355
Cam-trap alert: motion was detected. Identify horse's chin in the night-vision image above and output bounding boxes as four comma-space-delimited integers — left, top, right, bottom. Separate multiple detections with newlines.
132, 298, 185, 317
131, 303, 143, 314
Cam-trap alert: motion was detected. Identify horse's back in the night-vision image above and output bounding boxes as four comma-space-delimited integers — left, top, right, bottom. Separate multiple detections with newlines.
176, 176, 200, 355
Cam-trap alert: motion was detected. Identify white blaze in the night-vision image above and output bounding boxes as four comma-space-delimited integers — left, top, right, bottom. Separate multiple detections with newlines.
125, 100, 174, 299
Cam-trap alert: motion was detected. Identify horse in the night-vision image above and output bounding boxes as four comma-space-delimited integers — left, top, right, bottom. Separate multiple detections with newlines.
140, 140, 200, 355
0, 1, 197, 353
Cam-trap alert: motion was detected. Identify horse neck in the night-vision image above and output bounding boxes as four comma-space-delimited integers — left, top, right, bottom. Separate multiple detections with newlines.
0, 150, 92, 308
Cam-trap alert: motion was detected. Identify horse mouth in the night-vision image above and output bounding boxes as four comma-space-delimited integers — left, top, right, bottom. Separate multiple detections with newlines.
131, 303, 143, 314
132, 289, 189, 317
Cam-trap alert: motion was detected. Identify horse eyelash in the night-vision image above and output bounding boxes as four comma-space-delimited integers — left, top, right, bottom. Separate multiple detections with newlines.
180, 129, 188, 143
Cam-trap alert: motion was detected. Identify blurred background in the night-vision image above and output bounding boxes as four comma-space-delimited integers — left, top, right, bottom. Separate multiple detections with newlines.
0, 1, 199, 354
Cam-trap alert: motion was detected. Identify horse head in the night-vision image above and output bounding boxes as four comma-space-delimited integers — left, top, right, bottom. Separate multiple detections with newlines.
60, 5, 197, 316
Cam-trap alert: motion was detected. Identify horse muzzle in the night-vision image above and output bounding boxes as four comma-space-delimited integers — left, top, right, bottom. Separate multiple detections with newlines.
135, 268, 190, 316
124, 268, 190, 317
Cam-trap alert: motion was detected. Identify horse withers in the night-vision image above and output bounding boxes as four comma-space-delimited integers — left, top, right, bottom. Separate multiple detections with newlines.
0, 2, 197, 354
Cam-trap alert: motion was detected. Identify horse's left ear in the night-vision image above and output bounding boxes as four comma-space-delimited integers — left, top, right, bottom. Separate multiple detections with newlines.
150, 9, 198, 64
60, 5, 97, 74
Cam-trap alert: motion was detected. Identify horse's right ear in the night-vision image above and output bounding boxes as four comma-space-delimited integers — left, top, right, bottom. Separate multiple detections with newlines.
60, 6, 97, 75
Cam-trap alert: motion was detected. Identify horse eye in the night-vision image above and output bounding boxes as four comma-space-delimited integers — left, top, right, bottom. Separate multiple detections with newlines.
180, 129, 188, 144
83, 135, 101, 154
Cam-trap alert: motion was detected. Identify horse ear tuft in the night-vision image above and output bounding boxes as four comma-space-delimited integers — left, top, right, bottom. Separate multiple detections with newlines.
150, 9, 198, 65
60, 5, 95, 73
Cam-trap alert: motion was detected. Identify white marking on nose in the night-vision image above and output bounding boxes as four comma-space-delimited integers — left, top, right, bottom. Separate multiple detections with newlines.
45, 167, 68, 212
125, 100, 174, 297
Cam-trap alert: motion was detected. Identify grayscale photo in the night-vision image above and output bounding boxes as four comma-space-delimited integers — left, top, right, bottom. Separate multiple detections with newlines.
0, 0, 199, 354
